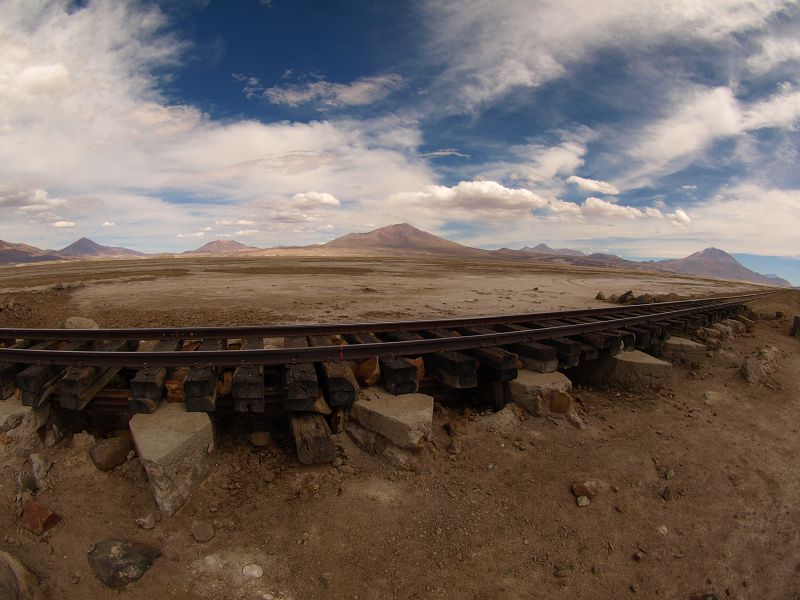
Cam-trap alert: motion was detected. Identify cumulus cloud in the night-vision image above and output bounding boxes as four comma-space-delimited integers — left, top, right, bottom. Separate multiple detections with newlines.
566, 175, 620, 195
52, 220, 75, 228
263, 74, 403, 107
582, 197, 644, 219
102, 221, 115, 227
384, 180, 687, 233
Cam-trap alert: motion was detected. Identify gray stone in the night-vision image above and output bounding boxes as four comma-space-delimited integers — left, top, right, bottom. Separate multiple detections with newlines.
191, 520, 215, 543
721, 319, 745, 334
28, 454, 52, 486
572, 479, 606, 498
129, 403, 215, 517
352, 387, 433, 449
736, 316, 755, 333
61, 316, 99, 329
0, 395, 49, 455
89, 437, 131, 472
87, 539, 160, 588
576, 495, 590, 507
573, 350, 671, 392
0, 550, 43, 600
345, 420, 419, 471
242, 564, 263, 578
657, 337, 706, 367
510, 370, 573, 416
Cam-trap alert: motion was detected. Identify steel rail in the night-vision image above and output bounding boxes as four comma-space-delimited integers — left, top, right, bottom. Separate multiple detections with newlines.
0, 291, 773, 341
0, 295, 761, 368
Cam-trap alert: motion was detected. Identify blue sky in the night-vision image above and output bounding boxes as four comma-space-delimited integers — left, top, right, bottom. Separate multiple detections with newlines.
1, 0, 799, 282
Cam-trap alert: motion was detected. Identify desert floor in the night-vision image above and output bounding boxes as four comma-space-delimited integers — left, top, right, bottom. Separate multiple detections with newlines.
0, 256, 797, 599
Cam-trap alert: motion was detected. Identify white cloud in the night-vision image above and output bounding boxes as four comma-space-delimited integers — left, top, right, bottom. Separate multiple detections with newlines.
0, 2, 433, 250
419, 148, 470, 158
566, 175, 620, 195
290, 191, 341, 209
102, 221, 115, 227
622, 84, 800, 185
52, 220, 75, 228
234, 229, 259, 236
424, 0, 789, 112
582, 197, 644, 219
17, 63, 71, 94
747, 36, 800, 75
263, 74, 403, 107
176, 231, 205, 238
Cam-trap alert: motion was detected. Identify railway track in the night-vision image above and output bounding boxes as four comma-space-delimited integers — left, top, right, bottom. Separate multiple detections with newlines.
0, 290, 774, 464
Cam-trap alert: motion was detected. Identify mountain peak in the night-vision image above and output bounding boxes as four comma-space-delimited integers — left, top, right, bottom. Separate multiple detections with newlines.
323, 223, 488, 257
520, 243, 586, 257
659, 247, 789, 286
184, 239, 259, 254
59, 237, 143, 258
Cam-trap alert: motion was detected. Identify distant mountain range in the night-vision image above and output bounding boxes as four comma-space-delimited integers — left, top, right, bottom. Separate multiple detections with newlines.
0, 236, 142, 264
520, 243, 587, 257
0, 224, 792, 287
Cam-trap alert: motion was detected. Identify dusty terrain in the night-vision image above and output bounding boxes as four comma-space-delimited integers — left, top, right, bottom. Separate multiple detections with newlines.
0, 256, 797, 599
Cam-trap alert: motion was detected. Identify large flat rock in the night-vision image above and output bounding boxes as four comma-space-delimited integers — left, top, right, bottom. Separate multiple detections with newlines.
510, 370, 573, 416
352, 387, 433, 449
569, 350, 672, 392
657, 337, 706, 366
129, 403, 214, 517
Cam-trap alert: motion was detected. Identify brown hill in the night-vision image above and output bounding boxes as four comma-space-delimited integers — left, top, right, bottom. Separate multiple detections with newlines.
658, 248, 791, 287
184, 239, 260, 254
323, 223, 488, 257
0, 239, 62, 264
58, 237, 145, 258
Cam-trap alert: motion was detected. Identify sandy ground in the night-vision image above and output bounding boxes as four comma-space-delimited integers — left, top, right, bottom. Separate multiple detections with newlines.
0, 256, 797, 599
0, 256, 761, 328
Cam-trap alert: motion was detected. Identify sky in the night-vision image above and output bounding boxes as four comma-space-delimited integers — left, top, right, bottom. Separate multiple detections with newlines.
1, 0, 800, 282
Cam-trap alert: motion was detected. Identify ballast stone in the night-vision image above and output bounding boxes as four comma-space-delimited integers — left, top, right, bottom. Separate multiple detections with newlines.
509, 370, 573, 416
129, 403, 214, 517
351, 387, 433, 449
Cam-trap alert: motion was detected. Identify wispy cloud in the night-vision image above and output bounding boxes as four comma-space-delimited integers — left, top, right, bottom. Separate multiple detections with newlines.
566, 176, 620, 195
262, 74, 404, 107
418, 148, 470, 158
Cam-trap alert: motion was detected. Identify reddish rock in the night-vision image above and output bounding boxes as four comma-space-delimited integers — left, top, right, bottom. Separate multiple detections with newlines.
89, 437, 132, 472
21, 499, 60, 535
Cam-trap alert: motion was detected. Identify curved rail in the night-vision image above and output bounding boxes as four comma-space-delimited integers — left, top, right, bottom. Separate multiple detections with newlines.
0, 292, 772, 368
0, 291, 771, 341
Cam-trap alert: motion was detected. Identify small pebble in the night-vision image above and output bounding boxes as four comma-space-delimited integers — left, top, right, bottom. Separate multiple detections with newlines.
576, 495, 590, 507
136, 514, 156, 530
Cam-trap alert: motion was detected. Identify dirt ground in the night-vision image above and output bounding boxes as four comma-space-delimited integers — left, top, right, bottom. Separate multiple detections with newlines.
0, 256, 798, 599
